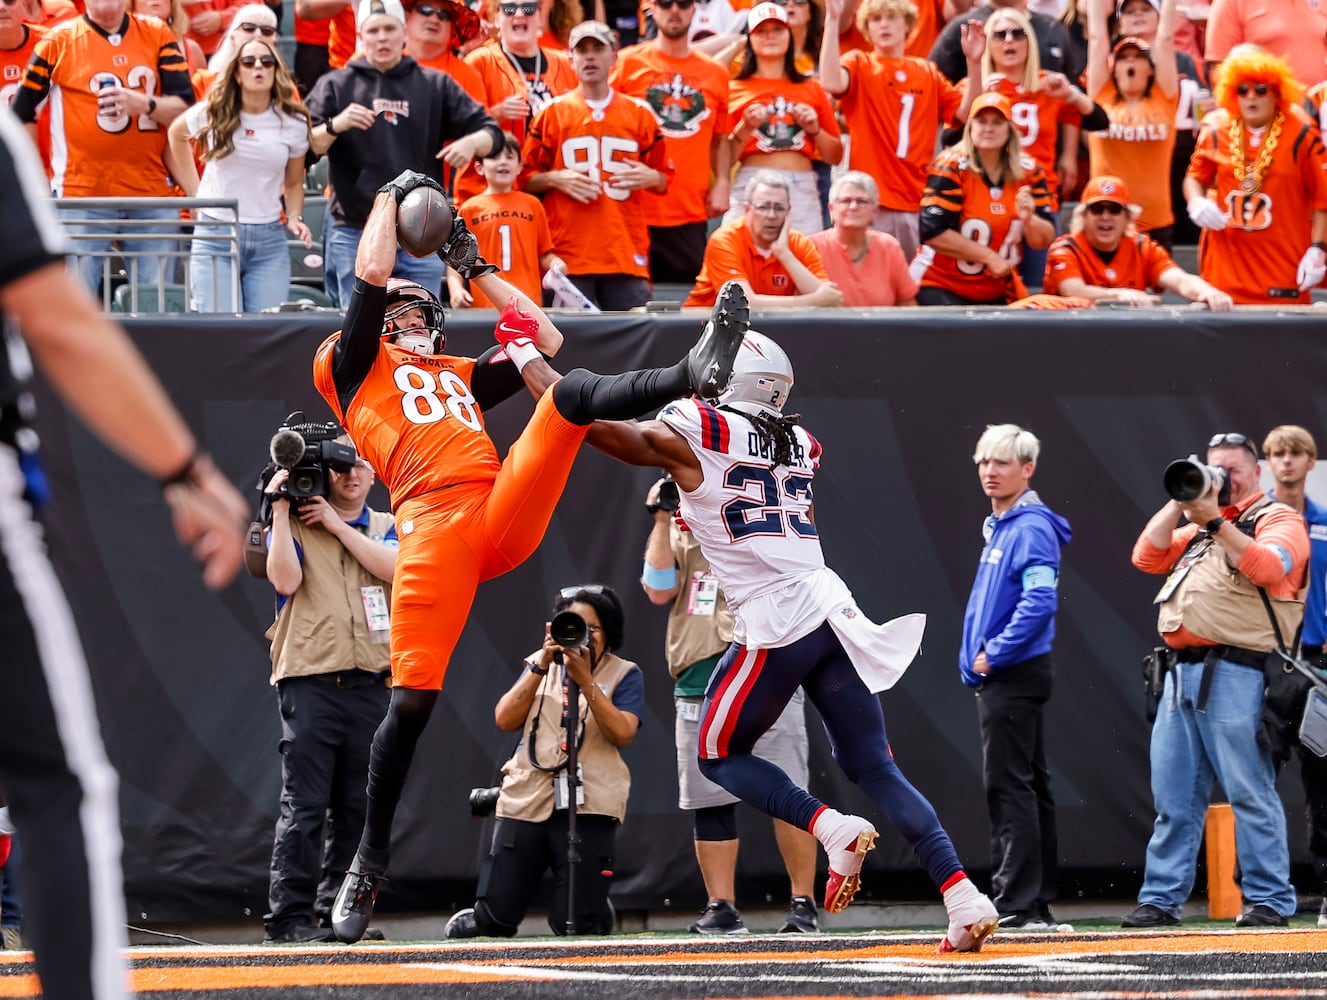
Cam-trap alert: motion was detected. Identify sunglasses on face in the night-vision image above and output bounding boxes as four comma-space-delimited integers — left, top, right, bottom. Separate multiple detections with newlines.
990, 26, 1027, 41
773, 0, 811, 6
499, 2, 539, 15
415, 3, 453, 19
1209, 432, 1259, 459
1236, 82, 1270, 97
238, 22, 278, 36
654, 0, 695, 9
1086, 202, 1124, 215
239, 54, 277, 67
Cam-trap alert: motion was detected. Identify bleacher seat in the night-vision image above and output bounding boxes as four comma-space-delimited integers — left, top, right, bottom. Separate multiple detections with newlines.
285, 284, 335, 308
289, 240, 324, 285
111, 284, 189, 314
302, 195, 327, 245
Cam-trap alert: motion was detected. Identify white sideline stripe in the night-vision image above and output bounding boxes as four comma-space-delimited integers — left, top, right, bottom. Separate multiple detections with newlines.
0, 450, 128, 1000
701, 645, 759, 759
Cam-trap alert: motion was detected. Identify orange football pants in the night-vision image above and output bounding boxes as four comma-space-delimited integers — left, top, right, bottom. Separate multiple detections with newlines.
388, 388, 588, 690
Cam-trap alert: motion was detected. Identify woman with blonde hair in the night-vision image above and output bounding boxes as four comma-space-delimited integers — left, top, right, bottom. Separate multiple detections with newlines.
914, 92, 1055, 305
1182, 47, 1327, 304
167, 38, 314, 312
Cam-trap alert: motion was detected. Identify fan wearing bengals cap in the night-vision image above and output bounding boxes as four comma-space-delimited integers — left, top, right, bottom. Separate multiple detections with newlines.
1182, 48, 1327, 305
1043, 175, 1233, 308
914, 92, 1055, 306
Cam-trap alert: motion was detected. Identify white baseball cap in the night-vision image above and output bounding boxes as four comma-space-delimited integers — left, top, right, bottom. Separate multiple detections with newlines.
747, 1, 788, 32
357, 0, 406, 28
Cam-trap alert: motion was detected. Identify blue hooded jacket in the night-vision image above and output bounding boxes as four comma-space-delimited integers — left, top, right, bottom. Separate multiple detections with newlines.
959, 489, 1072, 688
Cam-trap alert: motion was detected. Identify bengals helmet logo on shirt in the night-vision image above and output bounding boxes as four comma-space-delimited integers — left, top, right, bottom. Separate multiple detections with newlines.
646, 73, 711, 139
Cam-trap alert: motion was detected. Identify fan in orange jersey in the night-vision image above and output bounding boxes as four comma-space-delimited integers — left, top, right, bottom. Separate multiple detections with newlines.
131, 0, 207, 89
685, 168, 841, 306
915, 93, 1056, 305
612, 0, 732, 285
725, 2, 841, 239
820, 0, 979, 260
318, 170, 752, 945
12, 0, 194, 291
404, 0, 485, 101
451, 132, 563, 307
1043, 175, 1233, 307
0, 6, 50, 172
1183, 49, 1327, 305
460, 0, 576, 204
522, 20, 672, 310
1084, 0, 1181, 246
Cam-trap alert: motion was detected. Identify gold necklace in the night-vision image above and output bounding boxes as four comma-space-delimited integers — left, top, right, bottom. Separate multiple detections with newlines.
1230, 111, 1283, 194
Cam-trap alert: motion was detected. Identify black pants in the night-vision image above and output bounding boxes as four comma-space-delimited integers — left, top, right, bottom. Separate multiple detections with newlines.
566, 274, 652, 311
976, 653, 1058, 920
293, 42, 331, 98
0, 447, 125, 999
475, 813, 618, 936
647, 222, 707, 286
1300, 742, 1327, 893
266, 673, 389, 932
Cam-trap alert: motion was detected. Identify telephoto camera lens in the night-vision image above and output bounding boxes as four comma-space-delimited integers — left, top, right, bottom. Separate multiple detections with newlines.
550, 610, 589, 648
468, 786, 501, 817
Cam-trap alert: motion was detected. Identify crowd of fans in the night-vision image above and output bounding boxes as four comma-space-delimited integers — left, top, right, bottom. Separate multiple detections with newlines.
4, 0, 1326, 309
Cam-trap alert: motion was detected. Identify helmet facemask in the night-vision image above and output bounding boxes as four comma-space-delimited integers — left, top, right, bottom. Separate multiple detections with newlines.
383, 281, 447, 356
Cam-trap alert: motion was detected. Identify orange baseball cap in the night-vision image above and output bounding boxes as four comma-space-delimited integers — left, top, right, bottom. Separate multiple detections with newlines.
969, 92, 1013, 119
1081, 175, 1132, 207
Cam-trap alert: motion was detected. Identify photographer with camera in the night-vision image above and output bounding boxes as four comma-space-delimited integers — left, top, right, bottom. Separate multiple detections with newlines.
261, 430, 397, 944
641, 475, 819, 935
444, 585, 642, 939
1124, 432, 1308, 930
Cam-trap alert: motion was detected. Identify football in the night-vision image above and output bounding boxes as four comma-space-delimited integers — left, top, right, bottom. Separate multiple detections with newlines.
396, 185, 453, 258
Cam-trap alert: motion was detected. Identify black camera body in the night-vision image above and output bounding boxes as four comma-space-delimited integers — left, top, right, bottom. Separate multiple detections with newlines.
258, 412, 357, 514
1163, 455, 1232, 507
469, 785, 501, 818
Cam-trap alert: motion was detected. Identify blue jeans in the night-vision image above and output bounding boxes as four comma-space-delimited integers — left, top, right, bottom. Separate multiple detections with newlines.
323, 221, 444, 307
59, 205, 181, 297
1139, 658, 1296, 918
190, 220, 290, 313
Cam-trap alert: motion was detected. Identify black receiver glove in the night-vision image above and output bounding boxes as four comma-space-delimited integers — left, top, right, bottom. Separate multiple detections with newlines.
439, 206, 498, 280
377, 169, 443, 205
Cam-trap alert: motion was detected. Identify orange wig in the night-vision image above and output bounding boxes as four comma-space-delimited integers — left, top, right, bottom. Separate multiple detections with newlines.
1214, 47, 1304, 119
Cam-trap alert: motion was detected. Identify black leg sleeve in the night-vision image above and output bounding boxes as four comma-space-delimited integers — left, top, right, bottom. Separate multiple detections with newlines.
551, 360, 691, 425
354, 687, 438, 870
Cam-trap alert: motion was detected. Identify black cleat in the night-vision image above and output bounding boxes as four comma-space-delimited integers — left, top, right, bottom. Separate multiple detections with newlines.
331, 868, 387, 943
444, 907, 480, 939
687, 281, 749, 398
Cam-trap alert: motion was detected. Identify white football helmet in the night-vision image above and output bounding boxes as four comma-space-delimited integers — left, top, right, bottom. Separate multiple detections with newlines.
718, 330, 793, 416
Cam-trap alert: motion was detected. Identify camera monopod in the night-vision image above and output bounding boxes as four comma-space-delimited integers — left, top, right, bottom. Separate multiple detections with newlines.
550, 610, 590, 935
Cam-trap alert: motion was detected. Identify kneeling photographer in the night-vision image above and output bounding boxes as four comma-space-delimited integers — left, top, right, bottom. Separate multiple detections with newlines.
1124, 432, 1308, 930
260, 419, 398, 943
445, 585, 643, 938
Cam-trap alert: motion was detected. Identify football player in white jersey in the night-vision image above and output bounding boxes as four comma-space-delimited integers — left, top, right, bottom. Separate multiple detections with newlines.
585, 325, 1000, 953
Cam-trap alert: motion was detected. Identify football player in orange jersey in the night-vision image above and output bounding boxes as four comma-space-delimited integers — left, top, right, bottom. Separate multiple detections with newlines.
820, 0, 981, 261
322, 170, 751, 943
1043, 174, 1232, 306
523, 20, 673, 309
1183, 48, 1327, 305
915, 92, 1056, 305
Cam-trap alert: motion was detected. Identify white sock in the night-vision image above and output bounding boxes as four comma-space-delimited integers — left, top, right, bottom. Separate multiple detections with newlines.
811, 807, 845, 845
502, 340, 542, 371
942, 876, 980, 909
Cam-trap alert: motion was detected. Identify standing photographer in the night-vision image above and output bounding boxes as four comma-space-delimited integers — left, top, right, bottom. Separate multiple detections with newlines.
444, 585, 643, 939
262, 445, 397, 943
1124, 432, 1306, 930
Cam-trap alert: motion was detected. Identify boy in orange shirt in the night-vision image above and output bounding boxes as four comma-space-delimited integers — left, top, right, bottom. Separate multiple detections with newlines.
450, 132, 564, 308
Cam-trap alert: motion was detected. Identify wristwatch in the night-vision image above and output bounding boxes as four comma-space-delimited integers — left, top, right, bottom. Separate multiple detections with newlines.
147, 97, 157, 115
1205, 516, 1225, 534
529, 663, 548, 676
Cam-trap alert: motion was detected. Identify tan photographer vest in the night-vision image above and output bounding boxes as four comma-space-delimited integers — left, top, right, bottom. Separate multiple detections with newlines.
665, 524, 734, 679
265, 510, 395, 684
496, 652, 637, 824
1156, 498, 1305, 651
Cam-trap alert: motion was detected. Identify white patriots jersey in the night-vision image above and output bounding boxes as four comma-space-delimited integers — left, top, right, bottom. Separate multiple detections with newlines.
660, 398, 826, 607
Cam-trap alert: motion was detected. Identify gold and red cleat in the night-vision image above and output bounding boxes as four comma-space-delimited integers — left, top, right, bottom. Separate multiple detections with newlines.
823, 824, 878, 914
937, 892, 1000, 953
